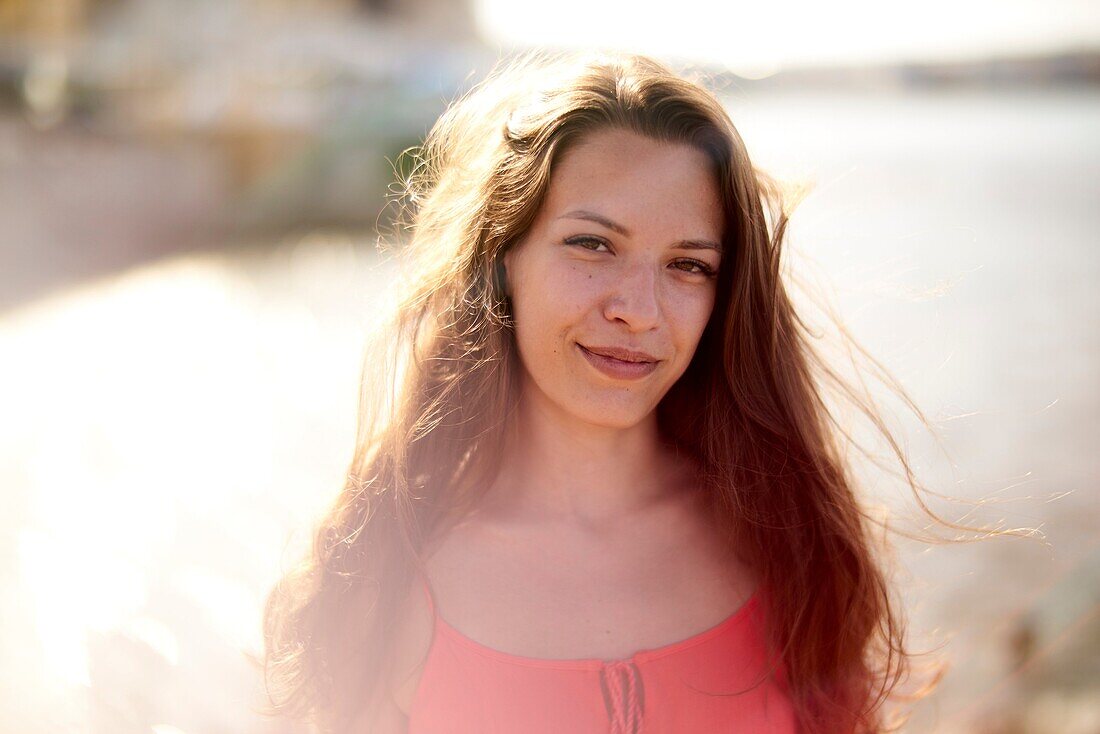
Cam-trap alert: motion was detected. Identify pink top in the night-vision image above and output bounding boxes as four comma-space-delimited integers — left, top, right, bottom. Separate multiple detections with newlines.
408, 580, 798, 733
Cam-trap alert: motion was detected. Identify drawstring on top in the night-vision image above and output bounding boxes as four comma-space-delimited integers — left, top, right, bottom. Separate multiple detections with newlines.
600, 659, 644, 734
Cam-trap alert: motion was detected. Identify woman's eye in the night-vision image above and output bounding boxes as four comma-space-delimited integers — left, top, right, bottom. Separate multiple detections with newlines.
564, 235, 610, 252
672, 259, 717, 277
564, 236, 717, 278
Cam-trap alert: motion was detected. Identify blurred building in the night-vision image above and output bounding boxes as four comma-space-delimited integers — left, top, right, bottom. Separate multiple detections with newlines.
0, 0, 490, 309
2, 0, 485, 216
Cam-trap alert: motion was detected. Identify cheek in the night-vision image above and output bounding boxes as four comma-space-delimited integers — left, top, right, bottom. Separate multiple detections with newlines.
514, 261, 601, 326
660, 294, 721, 382
669, 290, 717, 350
510, 264, 578, 357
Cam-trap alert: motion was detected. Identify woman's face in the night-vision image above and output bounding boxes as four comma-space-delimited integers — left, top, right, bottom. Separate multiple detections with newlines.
503, 127, 724, 430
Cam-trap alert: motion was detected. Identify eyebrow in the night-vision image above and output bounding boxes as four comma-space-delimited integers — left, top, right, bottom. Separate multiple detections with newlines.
558, 209, 723, 253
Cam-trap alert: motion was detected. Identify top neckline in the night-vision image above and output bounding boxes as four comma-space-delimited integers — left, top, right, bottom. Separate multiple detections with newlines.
421, 577, 761, 671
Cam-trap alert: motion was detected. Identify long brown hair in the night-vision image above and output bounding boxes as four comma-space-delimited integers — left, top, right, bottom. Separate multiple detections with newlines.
263, 49, 941, 733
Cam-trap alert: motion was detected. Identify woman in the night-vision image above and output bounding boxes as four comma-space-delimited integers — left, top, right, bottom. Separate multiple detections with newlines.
263, 50, 923, 733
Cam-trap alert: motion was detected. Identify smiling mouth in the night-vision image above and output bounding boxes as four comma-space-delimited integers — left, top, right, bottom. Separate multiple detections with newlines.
576, 343, 661, 380
577, 344, 659, 363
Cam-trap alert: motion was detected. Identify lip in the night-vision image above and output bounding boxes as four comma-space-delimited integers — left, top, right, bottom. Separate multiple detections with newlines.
577, 343, 661, 381
580, 344, 659, 363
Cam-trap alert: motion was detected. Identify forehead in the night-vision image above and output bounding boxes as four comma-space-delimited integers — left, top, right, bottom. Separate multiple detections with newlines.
540, 128, 725, 237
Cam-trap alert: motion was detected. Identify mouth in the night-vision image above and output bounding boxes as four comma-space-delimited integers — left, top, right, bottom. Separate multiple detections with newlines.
576, 343, 661, 380
577, 344, 659, 363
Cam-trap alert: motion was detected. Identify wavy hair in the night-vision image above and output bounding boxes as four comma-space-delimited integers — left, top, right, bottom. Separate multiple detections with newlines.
262, 50, 947, 733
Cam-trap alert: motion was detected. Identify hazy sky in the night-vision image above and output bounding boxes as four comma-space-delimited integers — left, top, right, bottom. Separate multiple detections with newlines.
475, 0, 1100, 75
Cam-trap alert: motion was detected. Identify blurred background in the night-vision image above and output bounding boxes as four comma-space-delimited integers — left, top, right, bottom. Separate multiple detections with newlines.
1, 1, 1098, 732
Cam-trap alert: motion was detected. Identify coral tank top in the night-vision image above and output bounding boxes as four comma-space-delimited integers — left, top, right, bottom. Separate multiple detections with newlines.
408, 579, 798, 733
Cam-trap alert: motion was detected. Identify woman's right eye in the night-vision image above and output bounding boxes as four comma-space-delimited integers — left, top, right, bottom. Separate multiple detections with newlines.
564, 235, 610, 252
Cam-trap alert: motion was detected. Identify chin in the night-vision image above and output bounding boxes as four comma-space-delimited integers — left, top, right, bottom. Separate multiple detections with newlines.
570, 401, 655, 431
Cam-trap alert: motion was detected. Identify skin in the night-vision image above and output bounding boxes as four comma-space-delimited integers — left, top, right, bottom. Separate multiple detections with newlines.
378, 128, 756, 725
487, 126, 725, 526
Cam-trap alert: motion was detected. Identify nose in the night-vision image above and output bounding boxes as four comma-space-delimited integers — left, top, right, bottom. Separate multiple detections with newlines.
602, 261, 661, 331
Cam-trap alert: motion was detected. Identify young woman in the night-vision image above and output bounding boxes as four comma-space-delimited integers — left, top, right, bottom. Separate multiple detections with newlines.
263, 51, 925, 733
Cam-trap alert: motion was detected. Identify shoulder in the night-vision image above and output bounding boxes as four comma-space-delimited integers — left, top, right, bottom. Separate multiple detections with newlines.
342, 578, 432, 732
387, 573, 437, 716
384, 516, 492, 714
344, 691, 409, 734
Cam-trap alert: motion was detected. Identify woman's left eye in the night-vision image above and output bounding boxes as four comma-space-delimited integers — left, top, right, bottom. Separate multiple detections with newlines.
672, 259, 717, 277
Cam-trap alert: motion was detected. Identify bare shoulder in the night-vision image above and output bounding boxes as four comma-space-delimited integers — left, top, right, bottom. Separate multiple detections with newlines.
345, 691, 409, 734
387, 570, 437, 717
338, 577, 434, 732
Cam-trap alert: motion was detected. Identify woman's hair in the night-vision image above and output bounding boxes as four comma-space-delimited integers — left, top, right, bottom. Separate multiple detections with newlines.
261, 50, 946, 733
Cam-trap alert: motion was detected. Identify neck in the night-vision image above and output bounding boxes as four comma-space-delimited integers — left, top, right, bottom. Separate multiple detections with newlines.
480, 387, 690, 529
